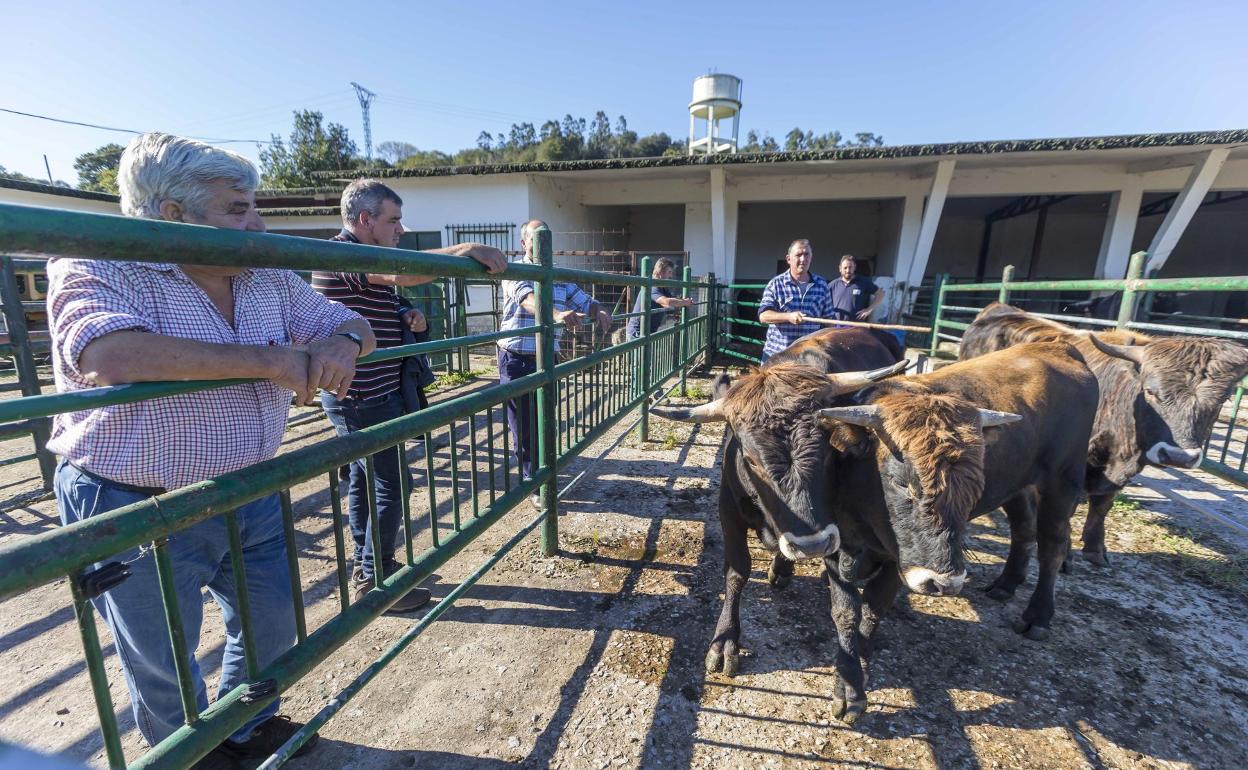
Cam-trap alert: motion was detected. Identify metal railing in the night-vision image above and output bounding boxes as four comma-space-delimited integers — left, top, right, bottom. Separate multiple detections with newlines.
0, 202, 711, 769
928, 252, 1248, 488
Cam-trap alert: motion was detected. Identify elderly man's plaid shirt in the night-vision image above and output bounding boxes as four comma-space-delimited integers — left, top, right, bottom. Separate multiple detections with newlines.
496, 278, 595, 355
45, 258, 360, 489
757, 271, 837, 358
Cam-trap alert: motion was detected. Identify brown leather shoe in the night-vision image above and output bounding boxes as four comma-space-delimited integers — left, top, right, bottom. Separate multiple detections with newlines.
352, 565, 430, 614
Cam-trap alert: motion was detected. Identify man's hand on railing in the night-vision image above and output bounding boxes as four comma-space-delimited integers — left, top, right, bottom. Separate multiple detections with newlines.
402, 308, 427, 333
303, 335, 360, 402
555, 309, 584, 331
442, 243, 507, 274
271, 348, 316, 405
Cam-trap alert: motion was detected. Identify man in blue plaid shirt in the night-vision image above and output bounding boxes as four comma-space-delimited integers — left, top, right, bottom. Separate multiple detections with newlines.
757, 239, 837, 360
497, 220, 612, 507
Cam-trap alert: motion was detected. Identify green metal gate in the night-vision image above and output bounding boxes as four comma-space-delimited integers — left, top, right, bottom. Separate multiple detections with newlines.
0, 203, 710, 769
927, 252, 1248, 487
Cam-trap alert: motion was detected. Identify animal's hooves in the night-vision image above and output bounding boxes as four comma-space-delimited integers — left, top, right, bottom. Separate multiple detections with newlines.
1081, 549, 1110, 568
1011, 618, 1051, 641
984, 584, 1015, 601
722, 652, 739, 677
831, 696, 846, 719
840, 698, 868, 724
1060, 558, 1074, 575
767, 568, 791, 590
704, 648, 723, 673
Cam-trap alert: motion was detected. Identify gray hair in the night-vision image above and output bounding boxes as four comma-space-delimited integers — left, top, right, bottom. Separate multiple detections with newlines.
787, 239, 812, 255
652, 257, 676, 277
519, 219, 549, 262
341, 179, 403, 227
118, 133, 259, 220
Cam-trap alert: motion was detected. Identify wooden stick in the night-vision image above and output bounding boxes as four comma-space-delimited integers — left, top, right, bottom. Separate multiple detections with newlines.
802, 317, 932, 334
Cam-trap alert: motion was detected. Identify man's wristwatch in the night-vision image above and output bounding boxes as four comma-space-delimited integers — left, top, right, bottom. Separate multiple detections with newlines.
335, 331, 364, 352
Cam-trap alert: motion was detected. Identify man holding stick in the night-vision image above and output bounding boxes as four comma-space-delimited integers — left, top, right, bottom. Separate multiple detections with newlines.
757, 239, 838, 361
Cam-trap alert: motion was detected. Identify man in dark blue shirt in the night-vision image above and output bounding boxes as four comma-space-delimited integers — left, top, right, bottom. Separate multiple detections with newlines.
829, 254, 885, 321
626, 257, 694, 339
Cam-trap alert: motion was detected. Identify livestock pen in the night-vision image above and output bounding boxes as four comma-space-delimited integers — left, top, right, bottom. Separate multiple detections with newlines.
0, 203, 710, 769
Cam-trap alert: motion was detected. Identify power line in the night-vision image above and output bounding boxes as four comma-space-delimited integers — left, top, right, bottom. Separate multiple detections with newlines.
0, 107, 273, 144
350, 82, 376, 161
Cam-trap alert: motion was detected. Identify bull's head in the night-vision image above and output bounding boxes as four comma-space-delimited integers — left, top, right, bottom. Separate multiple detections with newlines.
819, 392, 1021, 596
1086, 334, 1248, 471
653, 360, 908, 562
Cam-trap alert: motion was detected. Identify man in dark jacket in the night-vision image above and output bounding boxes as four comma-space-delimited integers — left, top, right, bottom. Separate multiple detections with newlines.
313, 179, 506, 612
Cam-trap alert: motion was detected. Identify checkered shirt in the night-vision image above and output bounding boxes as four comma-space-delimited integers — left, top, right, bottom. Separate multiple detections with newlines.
45, 258, 360, 489
757, 271, 837, 358
496, 278, 596, 355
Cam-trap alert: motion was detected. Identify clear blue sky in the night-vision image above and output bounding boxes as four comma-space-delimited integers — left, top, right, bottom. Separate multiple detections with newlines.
3, 0, 1245, 184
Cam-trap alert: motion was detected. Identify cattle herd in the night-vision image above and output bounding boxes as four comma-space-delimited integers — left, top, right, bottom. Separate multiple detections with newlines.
652, 305, 1248, 724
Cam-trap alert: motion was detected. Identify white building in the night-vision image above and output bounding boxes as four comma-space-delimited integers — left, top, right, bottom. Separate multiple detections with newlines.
5, 129, 1247, 320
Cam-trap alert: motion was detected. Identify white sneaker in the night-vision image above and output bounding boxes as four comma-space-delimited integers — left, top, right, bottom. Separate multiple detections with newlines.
530, 491, 544, 511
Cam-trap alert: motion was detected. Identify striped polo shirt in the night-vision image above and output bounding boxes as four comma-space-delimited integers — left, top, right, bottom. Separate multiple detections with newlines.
311, 230, 405, 400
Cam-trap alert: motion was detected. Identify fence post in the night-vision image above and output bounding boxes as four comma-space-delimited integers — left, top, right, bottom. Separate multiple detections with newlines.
0, 256, 55, 489
707, 272, 718, 363
534, 226, 560, 556
1116, 251, 1148, 331
928, 272, 948, 357
679, 265, 691, 397
454, 277, 469, 373
639, 257, 653, 442
999, 264, 1015, 304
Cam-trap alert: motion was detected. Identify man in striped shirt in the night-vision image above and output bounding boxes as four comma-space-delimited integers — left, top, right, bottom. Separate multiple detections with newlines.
312, 180, 506, 612
497, 220, 612, 508
757, 239, 838, 361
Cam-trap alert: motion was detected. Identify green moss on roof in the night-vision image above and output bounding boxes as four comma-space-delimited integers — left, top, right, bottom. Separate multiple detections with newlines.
314, 129, 1248, 180
258, 206, 340, 217
0, 177, 119, 202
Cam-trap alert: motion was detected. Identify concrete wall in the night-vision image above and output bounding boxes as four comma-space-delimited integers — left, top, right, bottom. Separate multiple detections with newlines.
684, 204, 713, 277
387, 175, 529, 237
734, 200, 885, 281
626, 205, 685, 254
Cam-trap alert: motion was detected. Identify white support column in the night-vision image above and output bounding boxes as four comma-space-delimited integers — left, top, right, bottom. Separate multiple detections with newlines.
1146, 148, 1229, 273
903, 159, 956, 304
1094, 178, 1144, 279
889, 190, 926, 320
709, 167, 729, 280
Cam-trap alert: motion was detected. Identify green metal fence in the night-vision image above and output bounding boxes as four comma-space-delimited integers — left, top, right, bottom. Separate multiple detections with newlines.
928, 251, 1248, 488
0, 202, 710, 769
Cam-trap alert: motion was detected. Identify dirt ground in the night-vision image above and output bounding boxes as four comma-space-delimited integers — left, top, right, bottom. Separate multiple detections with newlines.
1, 362, 1246, 770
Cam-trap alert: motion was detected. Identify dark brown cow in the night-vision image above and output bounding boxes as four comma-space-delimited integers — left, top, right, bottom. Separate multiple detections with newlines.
960, 302, 1248, 565
817, 341, 1097, 720
651, 328, 906, 680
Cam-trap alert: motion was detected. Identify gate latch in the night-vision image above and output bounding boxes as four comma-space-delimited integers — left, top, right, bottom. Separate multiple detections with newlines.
77, 562, 131, 599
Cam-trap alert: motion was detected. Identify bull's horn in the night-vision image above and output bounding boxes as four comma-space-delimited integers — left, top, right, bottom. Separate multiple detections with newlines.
650, 399, 727, 423
977, 409, 1023, 427
1085, 332, 1146, 366
818, 405, 885, 429
825, 359, 911, 396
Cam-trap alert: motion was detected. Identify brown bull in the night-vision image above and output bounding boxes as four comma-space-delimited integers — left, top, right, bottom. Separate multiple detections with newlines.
651, 328, 906, 684
817, 341, 1097, 721
960, 302, 1248, 565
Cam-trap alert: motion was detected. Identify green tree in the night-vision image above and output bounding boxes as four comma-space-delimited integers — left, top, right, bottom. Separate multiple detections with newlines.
73, 143, 125, 193
259, 110, 360, 188
376, 140, 418, 165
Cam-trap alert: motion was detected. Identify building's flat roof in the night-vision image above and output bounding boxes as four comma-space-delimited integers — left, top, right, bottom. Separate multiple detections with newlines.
315, 129, 1248, 181
0, 177, 119, 202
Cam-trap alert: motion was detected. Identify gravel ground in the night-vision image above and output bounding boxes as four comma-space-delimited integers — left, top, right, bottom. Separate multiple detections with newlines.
1, 364, 1246, 770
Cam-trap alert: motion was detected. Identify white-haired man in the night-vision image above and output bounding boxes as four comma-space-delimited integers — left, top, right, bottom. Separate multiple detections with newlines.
312, 179, 505, 613
496, 220, 611, 507
46, 133, 373, 762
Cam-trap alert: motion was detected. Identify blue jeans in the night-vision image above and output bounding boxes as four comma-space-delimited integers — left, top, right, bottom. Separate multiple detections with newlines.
497, 349, 537, 480
54, 461, 295, 747
320, 391, 412, 579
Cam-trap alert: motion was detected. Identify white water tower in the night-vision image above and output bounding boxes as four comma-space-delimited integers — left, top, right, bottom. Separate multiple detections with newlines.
688, 73, 742, 155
